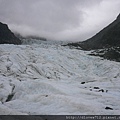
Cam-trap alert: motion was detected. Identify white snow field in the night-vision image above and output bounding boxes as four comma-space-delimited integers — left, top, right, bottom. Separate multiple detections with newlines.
0, 41, 120, 115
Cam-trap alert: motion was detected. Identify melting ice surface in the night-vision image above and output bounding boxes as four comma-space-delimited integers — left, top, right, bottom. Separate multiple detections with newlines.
0, 41, 120, 115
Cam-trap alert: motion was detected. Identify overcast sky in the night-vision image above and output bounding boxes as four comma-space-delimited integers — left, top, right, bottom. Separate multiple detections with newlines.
0, 0, 120, 41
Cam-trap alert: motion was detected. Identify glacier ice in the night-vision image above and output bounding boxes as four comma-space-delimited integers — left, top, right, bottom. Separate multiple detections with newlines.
0, 42, 120, 115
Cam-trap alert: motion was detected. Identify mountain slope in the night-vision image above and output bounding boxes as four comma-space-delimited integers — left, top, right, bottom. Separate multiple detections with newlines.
0, 22, 21, 44
80, 14, 120, 50
67, 14, 120, 50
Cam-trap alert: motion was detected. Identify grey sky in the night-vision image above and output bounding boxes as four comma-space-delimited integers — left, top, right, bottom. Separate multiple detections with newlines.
0, 0, 120, 41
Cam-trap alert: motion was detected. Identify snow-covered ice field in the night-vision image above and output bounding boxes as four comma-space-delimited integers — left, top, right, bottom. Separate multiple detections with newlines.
0, 41, 120, 115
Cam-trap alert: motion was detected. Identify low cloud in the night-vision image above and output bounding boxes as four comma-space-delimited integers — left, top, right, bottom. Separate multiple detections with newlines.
0, 0, 120, 41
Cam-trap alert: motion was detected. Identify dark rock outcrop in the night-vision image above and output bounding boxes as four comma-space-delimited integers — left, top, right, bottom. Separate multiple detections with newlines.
89, 47, 120, 62
0, 22, 21, 44
105, 107, 113, 110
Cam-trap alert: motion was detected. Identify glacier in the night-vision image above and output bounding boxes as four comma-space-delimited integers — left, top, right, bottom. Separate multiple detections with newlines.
0, 41, 120, 115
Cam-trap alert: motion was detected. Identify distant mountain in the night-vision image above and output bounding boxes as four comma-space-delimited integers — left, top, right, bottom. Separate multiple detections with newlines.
0, 22, 21, 44
65, 14, 120, 62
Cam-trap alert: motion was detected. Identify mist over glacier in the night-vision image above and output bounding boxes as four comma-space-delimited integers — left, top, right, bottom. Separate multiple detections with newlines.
0, 41, 120, 115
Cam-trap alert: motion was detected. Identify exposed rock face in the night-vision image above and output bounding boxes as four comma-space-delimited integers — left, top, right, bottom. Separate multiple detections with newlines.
0, 22, 21, 44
